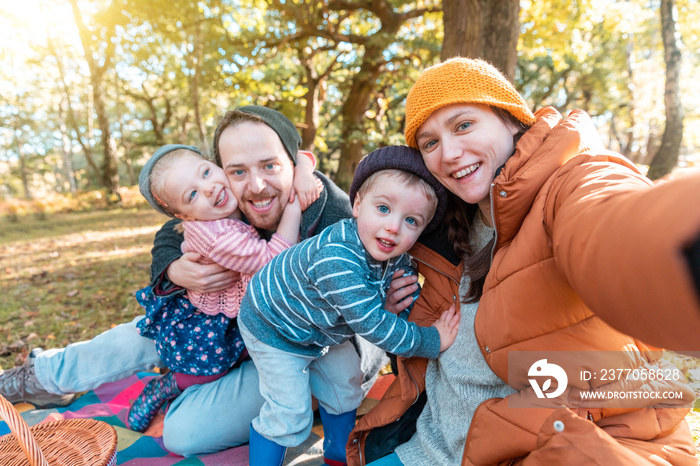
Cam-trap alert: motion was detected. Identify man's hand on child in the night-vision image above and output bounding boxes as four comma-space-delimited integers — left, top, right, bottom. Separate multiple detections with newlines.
167, 252, 237, 293
432, 304, 460, 352
385, 269, 419, 314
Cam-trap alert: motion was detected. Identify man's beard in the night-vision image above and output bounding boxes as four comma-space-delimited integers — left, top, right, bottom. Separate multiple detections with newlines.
240, 190, 285, 231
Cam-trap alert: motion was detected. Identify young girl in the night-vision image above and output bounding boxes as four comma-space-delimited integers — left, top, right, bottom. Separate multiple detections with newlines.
128, 143, 317, 432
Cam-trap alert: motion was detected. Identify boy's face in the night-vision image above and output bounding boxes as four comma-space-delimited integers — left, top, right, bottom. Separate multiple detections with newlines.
217, 121, 295, 232
163, 152, 238, 221
352, 173, 434, 262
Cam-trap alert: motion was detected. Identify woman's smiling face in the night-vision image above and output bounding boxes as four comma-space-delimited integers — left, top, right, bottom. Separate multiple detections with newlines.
415, 103, 517, 214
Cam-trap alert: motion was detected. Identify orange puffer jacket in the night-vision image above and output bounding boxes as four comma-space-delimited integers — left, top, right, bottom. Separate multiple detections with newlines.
348, 107, 700, 466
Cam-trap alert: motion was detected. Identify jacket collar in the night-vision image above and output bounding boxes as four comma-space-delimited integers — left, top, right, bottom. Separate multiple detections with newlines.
492, 107, 607, 249
409, 241, 463, 285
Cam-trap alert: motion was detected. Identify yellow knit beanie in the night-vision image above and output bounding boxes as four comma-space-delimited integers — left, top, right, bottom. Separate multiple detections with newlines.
404, 57, 536, 149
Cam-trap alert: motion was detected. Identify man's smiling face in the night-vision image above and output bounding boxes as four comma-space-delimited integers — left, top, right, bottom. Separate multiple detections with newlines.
218, 121, 294, 231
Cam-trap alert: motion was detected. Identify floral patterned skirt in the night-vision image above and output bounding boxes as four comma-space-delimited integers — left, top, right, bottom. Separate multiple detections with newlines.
135, 286, 245, 376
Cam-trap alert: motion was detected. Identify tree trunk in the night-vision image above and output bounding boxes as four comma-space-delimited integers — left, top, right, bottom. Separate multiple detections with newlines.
335, 6, 403, 191
58, 104, 78, 194
441, 0, 520, 82
646, 0, 684, 180
191, 18, 208, 150
93, 79, 120, 195
335, 52, 388, 191
299, 49, 338, 152
14, 127, 32, 200
48, 36, 100, 186
622, 37, 636, 159
68, 0, 121, 197
301, 78, 321, 152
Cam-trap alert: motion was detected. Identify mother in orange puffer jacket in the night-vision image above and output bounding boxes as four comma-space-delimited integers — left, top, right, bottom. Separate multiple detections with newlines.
347, 58, 700, 466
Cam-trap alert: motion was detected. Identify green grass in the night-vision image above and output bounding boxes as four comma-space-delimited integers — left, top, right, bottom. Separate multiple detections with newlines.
0, 207, 169, 369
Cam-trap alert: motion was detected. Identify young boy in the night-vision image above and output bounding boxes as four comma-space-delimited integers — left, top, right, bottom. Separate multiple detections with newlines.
237, 145, 461, 466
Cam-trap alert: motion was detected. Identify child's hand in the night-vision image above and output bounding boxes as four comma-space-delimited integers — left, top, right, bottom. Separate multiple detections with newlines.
290, 176, 321, 211
384, 269, 419, 314
291, 151, 322, 211
431, 304, 460, 352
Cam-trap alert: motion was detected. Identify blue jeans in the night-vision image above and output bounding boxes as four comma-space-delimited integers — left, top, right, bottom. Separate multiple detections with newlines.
240, 320, 364, 447
33, 315, 387, 456
367, 453, 404, 465
33, 316, 263, 456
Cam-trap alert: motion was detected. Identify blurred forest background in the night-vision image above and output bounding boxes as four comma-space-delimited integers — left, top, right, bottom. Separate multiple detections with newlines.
0, 0, 699, 212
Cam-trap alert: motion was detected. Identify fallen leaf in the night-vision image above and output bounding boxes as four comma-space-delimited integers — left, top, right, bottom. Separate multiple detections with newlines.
8, 340, 24, 351
67, 290, 79, 297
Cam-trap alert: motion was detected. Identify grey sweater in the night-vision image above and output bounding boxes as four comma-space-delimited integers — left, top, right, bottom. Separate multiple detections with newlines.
396, 216, 515, 465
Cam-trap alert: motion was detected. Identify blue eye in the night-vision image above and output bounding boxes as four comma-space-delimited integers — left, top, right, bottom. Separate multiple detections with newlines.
265, 163, 275, 170
405, 217, 417, 225
378, 205, 389, 213
189, 190, 197, 201
230, 169, 244, 176
421, 139, 437, 151
203, 168, 210, 178
457, 121, 472, 131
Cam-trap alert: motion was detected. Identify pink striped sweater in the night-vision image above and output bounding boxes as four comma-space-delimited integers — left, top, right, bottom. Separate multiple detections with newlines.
182, 218, 293, 318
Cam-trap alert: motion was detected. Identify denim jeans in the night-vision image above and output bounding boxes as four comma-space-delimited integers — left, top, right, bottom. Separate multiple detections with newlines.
35, 317, 164, 394
33, 316, 264, 456
32, 315, 387, 457
240, 320, 364, 447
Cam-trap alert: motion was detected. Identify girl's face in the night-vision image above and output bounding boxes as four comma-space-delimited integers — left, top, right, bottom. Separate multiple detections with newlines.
415, 103, 518, 215
162, 153, 239, 221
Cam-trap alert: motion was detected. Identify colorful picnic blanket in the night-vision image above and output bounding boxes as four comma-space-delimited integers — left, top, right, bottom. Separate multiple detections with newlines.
0, 372, 395, 465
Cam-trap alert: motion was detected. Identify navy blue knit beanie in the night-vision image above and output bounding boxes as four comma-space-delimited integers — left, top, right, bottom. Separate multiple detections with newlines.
349, 145, 447, 235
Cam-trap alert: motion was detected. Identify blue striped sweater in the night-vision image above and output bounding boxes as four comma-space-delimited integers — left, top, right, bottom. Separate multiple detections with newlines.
238, 218, 440, 358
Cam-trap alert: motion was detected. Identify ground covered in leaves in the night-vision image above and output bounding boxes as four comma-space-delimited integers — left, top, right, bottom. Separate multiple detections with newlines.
0, 207, 167, 369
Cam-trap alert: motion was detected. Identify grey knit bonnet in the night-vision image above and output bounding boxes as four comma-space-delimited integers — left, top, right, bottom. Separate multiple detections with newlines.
138, 144, 202, 217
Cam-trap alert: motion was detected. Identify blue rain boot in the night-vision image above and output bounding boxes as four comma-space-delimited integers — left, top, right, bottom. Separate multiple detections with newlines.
249, 423, 286, 466
319, 405, 357, 466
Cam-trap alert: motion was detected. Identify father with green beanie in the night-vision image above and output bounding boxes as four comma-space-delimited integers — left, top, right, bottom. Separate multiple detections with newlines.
0, 105, 389, 458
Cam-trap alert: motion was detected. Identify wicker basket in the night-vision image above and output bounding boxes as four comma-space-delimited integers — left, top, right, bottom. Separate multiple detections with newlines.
0, 394, 117, 466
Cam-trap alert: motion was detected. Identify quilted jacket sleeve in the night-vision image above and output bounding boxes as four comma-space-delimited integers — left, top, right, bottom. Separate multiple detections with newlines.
544, 161, 700, 352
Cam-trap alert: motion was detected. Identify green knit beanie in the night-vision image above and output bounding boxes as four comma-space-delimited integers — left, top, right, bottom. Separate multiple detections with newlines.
237, 105, 301, 164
